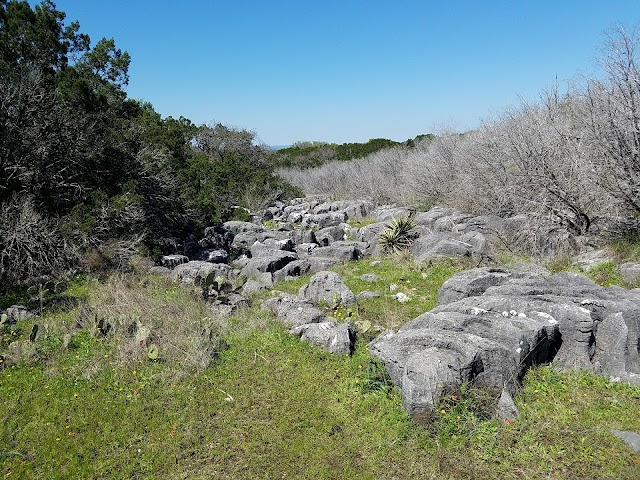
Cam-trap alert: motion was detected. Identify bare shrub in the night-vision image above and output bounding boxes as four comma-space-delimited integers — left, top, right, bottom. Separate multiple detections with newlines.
241, 181, 283, 213
583, 26, 640, 217
0, 195, 79, 287
277, 144, 421, 204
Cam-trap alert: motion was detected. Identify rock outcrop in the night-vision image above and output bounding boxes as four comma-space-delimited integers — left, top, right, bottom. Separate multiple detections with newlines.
369, 267, 640, 422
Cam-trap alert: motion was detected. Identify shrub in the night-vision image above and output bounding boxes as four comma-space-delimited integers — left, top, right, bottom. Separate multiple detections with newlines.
378, 216, 418, 254
0, 195, 79, 289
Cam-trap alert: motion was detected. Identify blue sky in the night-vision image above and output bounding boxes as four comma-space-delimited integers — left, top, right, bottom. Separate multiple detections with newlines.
47, 0, 640, 145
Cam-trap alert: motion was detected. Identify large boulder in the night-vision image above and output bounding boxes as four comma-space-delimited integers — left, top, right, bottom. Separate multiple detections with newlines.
369, 267, 640, 422
199, 225, 234, 251
414, 207, 457, 228
302, 212, 348, 229
222, 221, 264, 235
369, 308, 560, 422
437, 268, 542, 305
272, 259, 312, 282
231, 232, 261, 251
372, 206, 411, 223
290, 321, 355, 355
240, 250, 298, 285
309, 241, 365, 263
170, 261, 232, 286
412, 231, 491, 263
299, 271, 356, 306
315, 225, 347, 246
261, 294, 325, 328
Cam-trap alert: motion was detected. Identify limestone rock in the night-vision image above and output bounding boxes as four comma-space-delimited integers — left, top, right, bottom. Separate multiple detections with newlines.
299, 271, 356, 306
290, 321, 355, 355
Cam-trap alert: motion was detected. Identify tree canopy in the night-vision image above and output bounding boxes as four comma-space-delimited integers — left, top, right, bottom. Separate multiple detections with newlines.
0, 0, 300, 287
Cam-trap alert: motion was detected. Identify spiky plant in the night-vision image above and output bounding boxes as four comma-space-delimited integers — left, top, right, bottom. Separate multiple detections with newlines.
378, 215, 418, 253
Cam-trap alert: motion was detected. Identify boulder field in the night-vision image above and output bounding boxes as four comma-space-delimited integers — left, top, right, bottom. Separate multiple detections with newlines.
147, 197, 640, 427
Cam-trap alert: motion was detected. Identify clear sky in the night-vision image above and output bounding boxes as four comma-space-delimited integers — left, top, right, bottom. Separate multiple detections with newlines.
44, 0, 640, 145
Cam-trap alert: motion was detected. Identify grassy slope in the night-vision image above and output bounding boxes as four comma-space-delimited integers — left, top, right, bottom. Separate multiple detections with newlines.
1, 258, 640, 479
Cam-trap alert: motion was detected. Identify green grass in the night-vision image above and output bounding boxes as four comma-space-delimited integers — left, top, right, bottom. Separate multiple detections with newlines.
1, 265, 640, 479
609, 233, 640, 263
274, 255, 463, 333
346, 217, 378, 230
2, 326, 639, 479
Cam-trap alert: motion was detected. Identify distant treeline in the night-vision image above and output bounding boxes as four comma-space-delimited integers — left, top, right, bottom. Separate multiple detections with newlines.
273, 135, 435, 169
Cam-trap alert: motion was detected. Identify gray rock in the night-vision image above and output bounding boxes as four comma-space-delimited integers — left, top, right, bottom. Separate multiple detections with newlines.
412, 231, 491, 263
231, 232, 260, 251
198, 249, 229, 264
496, 389, 520, 421
306, 256, 344, 272
288, 228, 317, 246
358, 222, 386, 244
295, 243, 319, 255
199, 225, 234, 251
240, 251, 298, 281
360, 273, 379, 283
299, 271, 356, 306
272, 259, 312, 282
302, 212, 348, 229
369, 312, 558, 422
611, 429, 640, 453
437, 268, 540, 305
290, 321, 355, 355
261, 294, 325, 328
250, 238, 294, 256
171, 261, 232, 286
315, 225, 347, 246
432, 213, 474, 232
373, 206, 411, 223
240, 279, 269, 295
619, 262, 640, 284
344, 200, 373, 219
225, 293, 250, 309
310, 241, 365, 263
369, 266, 640, 421
161, 254, 189, 269
222, 221, 264, 235
414, 207, 458, 228
5, 305, 34, 323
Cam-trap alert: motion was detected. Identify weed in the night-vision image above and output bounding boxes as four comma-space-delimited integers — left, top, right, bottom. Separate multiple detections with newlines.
584, 261, 625, 286
358, 358, 393, 394
545, 254, 574, 273
609, 232, 640, 263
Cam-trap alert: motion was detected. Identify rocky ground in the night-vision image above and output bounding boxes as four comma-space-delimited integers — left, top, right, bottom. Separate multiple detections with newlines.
4, 196, 640, 453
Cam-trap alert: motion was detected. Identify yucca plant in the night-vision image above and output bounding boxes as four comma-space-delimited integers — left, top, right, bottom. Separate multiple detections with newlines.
378, 215, 418, 253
